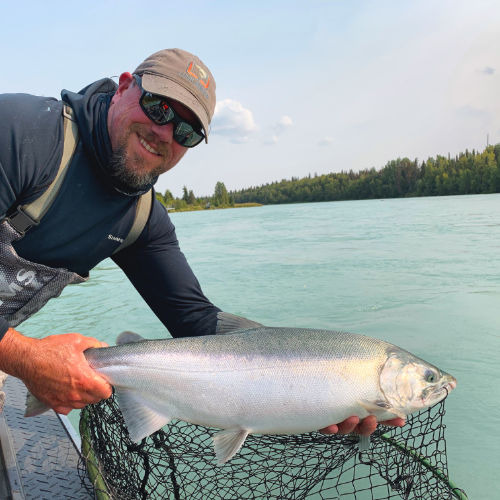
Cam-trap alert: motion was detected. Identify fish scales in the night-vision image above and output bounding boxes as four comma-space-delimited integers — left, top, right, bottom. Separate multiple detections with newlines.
86, 329, 385, 432
87, 328, 393, 366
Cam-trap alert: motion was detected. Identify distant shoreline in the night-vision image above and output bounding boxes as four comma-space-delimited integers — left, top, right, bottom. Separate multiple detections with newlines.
168, 202, 262, 213
230, 144, 500, 205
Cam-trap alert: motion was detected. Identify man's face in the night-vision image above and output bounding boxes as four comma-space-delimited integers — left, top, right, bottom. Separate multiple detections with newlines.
107, 72, 197, 190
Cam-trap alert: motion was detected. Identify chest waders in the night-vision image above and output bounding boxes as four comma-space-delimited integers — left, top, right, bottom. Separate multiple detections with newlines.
0, 105, 152, 328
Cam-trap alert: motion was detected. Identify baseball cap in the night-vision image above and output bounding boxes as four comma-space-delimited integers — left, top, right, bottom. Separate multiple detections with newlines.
134, 48, 216, 142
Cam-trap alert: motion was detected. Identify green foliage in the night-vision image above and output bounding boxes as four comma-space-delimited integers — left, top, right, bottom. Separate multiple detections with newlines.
230, 144, 500, 205
173, 198, 189, 210
176, 186, 197, 205
212, 181, 232, 207
163, 189, 174, 203
154, 144, 500, 213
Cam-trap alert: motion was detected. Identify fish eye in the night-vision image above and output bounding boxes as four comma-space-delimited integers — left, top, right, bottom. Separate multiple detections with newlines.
424, 369, 436, 383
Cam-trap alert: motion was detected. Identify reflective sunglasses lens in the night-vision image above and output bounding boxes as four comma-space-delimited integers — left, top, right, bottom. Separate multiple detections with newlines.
140, 89, 205, 147
141, 93, 175, 125
174, 122, 204, 147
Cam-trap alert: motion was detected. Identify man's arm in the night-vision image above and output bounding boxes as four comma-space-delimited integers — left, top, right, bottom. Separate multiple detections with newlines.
0, 326, 111, 414
113, 202, 404, 434
112, 200, 221, 338
0, 94, 111, 413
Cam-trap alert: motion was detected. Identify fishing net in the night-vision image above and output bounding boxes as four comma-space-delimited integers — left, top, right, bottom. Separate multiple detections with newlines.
78, 395, 467, 500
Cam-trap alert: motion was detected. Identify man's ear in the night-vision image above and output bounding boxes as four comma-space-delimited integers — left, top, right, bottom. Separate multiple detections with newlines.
115, 72, 134, 96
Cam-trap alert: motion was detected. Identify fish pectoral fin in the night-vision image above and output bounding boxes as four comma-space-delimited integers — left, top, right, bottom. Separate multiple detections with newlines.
116, 390, 171, 443
215, 312, 264, 335
24, 391, 51, 417
358, 400, 406, 420
212, 428, 249, 465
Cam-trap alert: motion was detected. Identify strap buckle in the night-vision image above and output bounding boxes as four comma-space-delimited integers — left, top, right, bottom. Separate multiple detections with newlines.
7, 208, 39, 236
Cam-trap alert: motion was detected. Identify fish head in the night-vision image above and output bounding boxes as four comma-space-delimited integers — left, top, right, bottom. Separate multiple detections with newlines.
379, 350, 457, 417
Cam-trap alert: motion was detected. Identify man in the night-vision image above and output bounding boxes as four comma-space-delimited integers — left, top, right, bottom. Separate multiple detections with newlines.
0, 48, 402, 436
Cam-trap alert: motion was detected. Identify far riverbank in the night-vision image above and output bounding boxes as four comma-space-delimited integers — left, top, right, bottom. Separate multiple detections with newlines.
165, 202, 262, 213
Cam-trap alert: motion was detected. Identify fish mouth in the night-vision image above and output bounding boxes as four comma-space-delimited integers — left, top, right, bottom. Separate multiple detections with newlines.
423, 376, 457, 406
446, 378, 457, 392
443, 375, 457, 396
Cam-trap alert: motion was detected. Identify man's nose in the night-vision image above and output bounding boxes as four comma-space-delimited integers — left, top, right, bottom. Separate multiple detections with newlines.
151, 122, 174, 143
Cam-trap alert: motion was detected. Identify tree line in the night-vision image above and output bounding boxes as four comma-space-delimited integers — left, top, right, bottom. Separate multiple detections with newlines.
229, 144, 500, 205
155, 144, 500, 210
156, 181, 235, 211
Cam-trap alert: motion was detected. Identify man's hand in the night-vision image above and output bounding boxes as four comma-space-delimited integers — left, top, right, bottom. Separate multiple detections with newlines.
0, 328, 112, 415
319, 415, 405, 436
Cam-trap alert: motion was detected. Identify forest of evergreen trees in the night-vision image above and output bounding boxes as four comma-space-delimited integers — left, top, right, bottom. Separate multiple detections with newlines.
156, 181, 237, 211
230, 144, 500, 205
156, 144, 500, 211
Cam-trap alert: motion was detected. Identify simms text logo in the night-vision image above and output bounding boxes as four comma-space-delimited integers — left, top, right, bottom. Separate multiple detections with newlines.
179, 62, 210, 99
108, 234, 124, 243
0, 269, 37, 306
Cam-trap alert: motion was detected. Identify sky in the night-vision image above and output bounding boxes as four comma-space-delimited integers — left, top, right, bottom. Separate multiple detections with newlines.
1, 0, 500, 198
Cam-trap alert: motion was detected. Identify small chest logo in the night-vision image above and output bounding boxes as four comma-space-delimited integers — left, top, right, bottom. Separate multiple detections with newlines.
108, 234, 124, 243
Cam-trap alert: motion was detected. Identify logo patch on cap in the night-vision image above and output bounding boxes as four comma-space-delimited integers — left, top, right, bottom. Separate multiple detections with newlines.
178, 62, 210, 100
187, 62, 210, 89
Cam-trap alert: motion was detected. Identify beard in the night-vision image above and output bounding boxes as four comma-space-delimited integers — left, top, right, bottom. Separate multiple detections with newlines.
108, 143, 163, 194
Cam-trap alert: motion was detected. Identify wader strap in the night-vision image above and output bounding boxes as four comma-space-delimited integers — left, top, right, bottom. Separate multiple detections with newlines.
8, 105, 79, 235
113, 189, 153, 254
7, 103, 153, 249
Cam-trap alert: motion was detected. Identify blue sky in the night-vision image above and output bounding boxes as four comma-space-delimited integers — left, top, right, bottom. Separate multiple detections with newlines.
1, 1, 500, 197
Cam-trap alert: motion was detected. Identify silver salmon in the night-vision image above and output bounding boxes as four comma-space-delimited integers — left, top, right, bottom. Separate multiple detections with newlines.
75, 312, 456, 464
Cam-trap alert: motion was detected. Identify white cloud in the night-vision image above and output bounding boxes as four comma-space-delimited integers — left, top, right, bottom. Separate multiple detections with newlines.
263, 115, 293, 145
211, 99, 257, 143
274, 115, 293, 134
264, 135, 279, 146
319, 137, 334, 146
480, 66, 495, 75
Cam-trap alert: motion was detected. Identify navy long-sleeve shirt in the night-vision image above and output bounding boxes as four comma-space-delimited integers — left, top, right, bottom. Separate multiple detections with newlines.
0, 78, 220, 338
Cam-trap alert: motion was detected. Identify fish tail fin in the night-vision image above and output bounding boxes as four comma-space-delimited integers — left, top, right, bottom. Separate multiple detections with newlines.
212, 428, 249, 464
25, 391, 50, 417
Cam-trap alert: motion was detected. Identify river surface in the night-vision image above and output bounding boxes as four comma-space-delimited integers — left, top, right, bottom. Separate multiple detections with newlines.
21, 193, 500, 499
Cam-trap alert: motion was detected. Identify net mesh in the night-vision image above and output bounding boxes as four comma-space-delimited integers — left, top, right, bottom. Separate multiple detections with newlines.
79, 395, 467, 500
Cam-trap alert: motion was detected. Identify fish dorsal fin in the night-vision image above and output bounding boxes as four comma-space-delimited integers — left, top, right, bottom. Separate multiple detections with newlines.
115, 389, 171, 442
215, 312, 263, 335
212, 428, 249, 464
116, 331, 145, 345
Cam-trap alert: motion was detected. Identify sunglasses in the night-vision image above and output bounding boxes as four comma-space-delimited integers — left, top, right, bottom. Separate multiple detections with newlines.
133, 74, 205, 148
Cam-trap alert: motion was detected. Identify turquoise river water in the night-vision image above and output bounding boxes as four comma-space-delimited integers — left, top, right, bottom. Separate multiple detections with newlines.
20, 193, 500, 499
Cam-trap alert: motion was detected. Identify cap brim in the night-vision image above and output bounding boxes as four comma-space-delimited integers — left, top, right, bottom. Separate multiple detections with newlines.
141, 73, 209, 143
